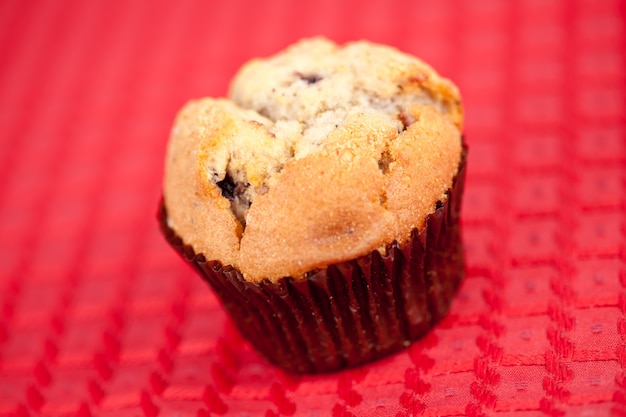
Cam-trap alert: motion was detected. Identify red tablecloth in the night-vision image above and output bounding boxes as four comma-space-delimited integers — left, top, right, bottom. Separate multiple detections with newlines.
1, 0, 625, 416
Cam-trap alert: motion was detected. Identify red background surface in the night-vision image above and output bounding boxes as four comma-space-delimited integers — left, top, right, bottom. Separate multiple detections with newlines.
1, 0, 625, 416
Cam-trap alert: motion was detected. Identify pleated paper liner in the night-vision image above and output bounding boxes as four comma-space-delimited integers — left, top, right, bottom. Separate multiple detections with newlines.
159, 148, 467, 374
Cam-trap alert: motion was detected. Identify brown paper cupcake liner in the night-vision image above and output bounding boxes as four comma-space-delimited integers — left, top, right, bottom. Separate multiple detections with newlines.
159, 147, 467, 374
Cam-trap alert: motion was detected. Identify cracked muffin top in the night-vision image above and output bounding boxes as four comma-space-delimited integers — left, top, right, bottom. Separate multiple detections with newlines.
163, 37, 464, 283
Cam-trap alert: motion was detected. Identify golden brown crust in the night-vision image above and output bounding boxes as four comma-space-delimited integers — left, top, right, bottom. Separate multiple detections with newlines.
163, 100, 243, 268
239, 113, 399, 278
384, 104, 463, 233
163, 38, 463, 282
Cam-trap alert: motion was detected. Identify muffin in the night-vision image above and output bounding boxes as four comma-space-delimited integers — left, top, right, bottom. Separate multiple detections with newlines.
159, 37, 466, 373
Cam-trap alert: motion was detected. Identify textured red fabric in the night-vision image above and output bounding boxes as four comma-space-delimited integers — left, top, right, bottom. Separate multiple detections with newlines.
0, 0, 625, 416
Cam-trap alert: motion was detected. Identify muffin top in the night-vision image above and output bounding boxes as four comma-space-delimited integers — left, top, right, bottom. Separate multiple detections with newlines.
163, 37, 463, 283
